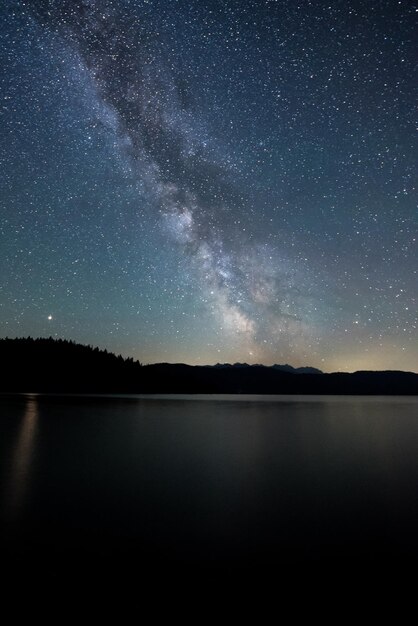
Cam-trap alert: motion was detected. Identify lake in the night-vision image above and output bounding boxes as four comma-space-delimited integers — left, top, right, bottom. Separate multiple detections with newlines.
1, 393, 418, 585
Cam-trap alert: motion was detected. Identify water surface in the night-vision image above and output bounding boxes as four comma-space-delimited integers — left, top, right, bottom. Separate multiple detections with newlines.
1, 393, 418, 579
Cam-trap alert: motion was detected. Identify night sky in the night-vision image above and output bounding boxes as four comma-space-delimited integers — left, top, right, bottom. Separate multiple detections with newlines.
1, 0, 417, 371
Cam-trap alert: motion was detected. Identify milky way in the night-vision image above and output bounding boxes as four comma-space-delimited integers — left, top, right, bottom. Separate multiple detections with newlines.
1, 0, 417, 370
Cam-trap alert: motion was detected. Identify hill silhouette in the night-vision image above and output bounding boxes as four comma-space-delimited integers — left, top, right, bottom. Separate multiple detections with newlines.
0, 337, 417, 395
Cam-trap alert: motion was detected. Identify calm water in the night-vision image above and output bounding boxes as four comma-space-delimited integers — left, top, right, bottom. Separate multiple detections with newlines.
1, 393, 418, 580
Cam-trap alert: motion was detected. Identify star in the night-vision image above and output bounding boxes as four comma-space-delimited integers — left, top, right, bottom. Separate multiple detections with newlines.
0, 0, 416, 371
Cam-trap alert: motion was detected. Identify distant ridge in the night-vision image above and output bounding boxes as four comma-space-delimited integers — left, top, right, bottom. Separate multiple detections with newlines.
0, 337, 417, 395
211, 363, 323, 374
272, 364, 324, 375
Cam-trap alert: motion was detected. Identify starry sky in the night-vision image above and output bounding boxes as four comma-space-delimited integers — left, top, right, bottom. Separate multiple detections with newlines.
1, 0, 417, 372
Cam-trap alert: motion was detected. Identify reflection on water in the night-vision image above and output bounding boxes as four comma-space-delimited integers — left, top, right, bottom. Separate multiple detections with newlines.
4, 395, 38, 520
1, 393, 418, 580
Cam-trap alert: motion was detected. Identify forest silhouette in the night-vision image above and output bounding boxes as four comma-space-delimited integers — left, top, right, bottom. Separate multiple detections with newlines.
1, 337, 417, 395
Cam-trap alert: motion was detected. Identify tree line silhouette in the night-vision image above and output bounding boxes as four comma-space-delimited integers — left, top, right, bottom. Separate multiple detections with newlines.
1, 337, 417, 395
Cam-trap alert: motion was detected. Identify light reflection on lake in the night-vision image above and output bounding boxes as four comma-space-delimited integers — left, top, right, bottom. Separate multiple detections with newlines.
3, 394, 38, 520
1, 393, 418, 578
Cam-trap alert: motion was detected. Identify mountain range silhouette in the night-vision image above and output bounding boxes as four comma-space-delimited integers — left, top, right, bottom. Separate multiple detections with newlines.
1, 337, 417, 395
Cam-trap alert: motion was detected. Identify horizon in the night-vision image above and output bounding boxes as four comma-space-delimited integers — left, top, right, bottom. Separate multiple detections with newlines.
2, 336, 417, 375
1, 2, 416, 373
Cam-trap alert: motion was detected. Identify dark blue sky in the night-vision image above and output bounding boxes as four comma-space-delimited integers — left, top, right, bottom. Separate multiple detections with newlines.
1, 0, 417, 371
